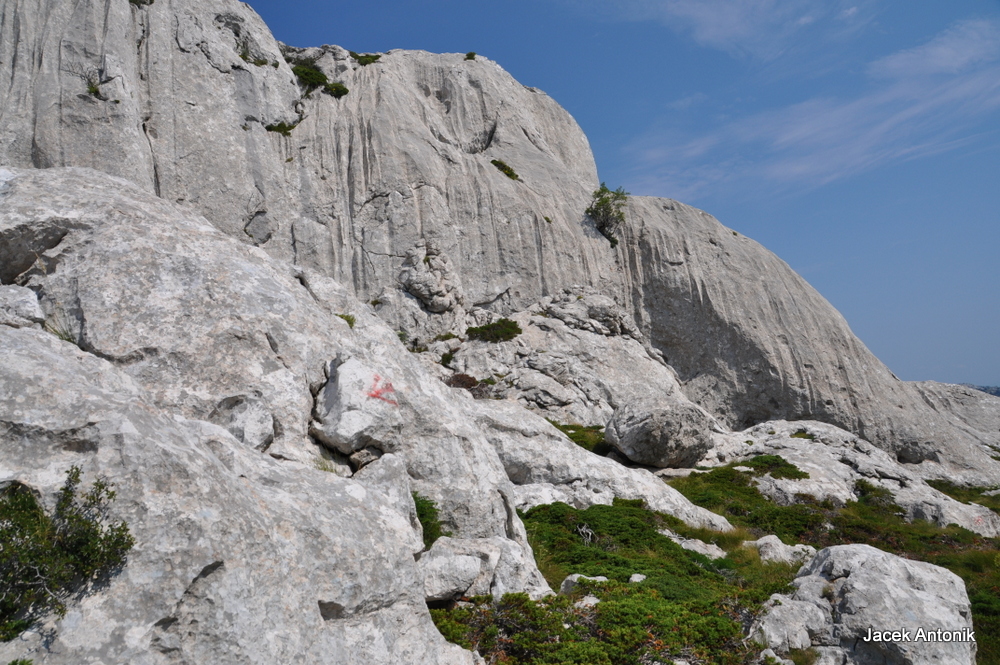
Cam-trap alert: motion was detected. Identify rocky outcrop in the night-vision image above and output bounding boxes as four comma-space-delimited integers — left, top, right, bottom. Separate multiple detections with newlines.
1, 0, 998, 485
0, 324, 473, 665
708, 420, 1000, 536
753, 545, 977, 664
619, 197, 1000, 483
2, 166, 747, 662
472, 399, 732, 531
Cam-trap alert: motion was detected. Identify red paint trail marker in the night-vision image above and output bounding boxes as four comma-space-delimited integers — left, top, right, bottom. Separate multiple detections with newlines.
367, 374, 398, 406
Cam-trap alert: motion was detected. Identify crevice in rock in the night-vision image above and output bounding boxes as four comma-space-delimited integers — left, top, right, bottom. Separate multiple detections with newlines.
317, 600, 345, 621
0, 420, 101, 453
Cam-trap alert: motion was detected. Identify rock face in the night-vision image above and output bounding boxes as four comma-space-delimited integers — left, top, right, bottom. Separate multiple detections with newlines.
754, 545, 977, 665
2, 0, 998, 483
619, 197, 1000, 483
709, 420, 1000, 536
0, 325, 473, 665
1, 166, 739, 663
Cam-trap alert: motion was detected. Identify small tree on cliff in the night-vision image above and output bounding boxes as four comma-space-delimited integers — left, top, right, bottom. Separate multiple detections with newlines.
586, 183, 628, 248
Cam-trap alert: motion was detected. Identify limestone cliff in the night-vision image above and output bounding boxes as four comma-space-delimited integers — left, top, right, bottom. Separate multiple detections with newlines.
2, 0, 997, 484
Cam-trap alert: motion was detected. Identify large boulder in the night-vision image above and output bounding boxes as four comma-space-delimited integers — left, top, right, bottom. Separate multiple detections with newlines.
753, 544, 977, 665
605, 397, 717, 468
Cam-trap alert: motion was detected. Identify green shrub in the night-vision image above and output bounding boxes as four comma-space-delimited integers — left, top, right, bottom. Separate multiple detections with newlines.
433, 332, 458, 342
466, 318, 521, 343
465, 52, 476, 60
440, 351, 455, 367
548, 421, 612, 456
292, 62, 328, 93
790, 430, 815, 440
586, 183, 628, 248
128, 0, 153, 5
323, 82, 349, 98
413, 493, 448, 549
7, 660, 34, 665
926, 480, 1000, 515
265, 121, 298, 136
349, 51, 381, 66
336, 313, 355, 329
1, 467, 134, 641
740, 455, 810, 480
490, 159, 520, 181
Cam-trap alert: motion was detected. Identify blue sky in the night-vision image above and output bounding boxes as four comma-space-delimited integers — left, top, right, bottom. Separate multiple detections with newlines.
247, 0, 1000, 386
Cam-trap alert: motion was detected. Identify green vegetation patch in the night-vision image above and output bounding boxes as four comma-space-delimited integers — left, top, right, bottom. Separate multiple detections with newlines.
586, 183, 628, 248
265, 121, 298, 136
432, 499, 797, 664
669, 470, 1000, 663
790, 430, 816, 440
465, 52, 476, 61
324, 82, 349, 98
490, 159, 520, 181
349, 51, 382, 66
926, 479, 1000, 515
413, 492, 449, 549
1, 467, 135, 641
739, 455, 810, 480
336, 313, 355, 329
547, 421, 613, 456
292, 62, 329, 93
466, 318, 522, 343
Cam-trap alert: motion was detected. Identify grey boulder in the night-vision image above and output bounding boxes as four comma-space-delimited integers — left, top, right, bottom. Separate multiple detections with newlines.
605, 397, 718, 468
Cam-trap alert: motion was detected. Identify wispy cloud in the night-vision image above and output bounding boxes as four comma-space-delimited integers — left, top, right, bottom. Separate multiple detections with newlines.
624, 19, 1000, 200
578, 0, 876, 59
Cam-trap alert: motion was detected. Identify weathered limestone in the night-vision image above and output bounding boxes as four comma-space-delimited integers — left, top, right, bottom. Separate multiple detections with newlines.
743, 535, 817, 566
472, 399, 733, 531
0, 325, 473, 665
1, 0, 997, 485
605, 397, 718, 468
619, 197, 1000, 484
754, 545, 977, 665
709, 420, 1000, 536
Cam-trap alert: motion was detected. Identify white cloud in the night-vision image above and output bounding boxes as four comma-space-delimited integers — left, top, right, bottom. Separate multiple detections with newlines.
624, 19, 1000, 198
868, 19, 1000, 78
590, 0, 874, 58
665, 92, 708, 110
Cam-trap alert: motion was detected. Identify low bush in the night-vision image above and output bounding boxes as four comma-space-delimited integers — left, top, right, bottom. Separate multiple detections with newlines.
740, 454, 810, 480
265, 121, 298, 136
349, 51, 381, 66
324, 82, 349, 98
1, 467, 135, 641
926, 479, 1000, 514
433, 499, 797, 664
547, 421, 613, 456
465, 52, 476, 60
466, 318, 521, 343
440, 351, 455, 368
413, 493, 448, 549
790, 430, 815, 440
490, 159, 520, 181
292, 62, 328, 93
336, 313, 355, 329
